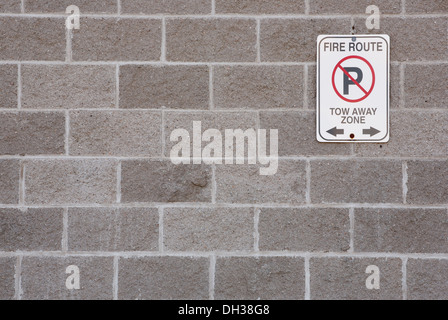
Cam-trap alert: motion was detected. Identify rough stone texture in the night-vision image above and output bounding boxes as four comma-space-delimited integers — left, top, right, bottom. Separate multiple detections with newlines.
0, 160, 19, 204
68, 207, 159, 251
24, 0, 117, 13
121, 160, 211, 203
216, 0, 305, 14
215, 257, 305, 300
215, 161, 307, 204
260, 111, 351, 156
22, 65, 116, 109
25, 160, 117, 205
121, 0, 211, 14
354, 111, 448, 157
0, 208, 63, 251
261, 18, 351, 62
306, 65, 317, 109
310, 257, 403, 300
0, 0, 20, 12
0, 64, 17, 108
119, 65, 209, 109
310, 0, 402, 13
0, 1, 446, 301
166, 18, 257, 62
390, 64, 402, 108
0, 112, 65, 155
118, 257, 209, 300
355, 208, 448, 253
406, 0, 448, 13
404, 64, 448, 109
406, 160, 448, 205
21, 257, 114, 300
259, 208, 350, 252
214, 66, 303, 109
69, 110, 162, 156
310, 160, 403, 203
407, 259, 448, 300
0, 18, 66, 61
354, 17, 448, 61
163, 207, 253, 251
0, 258, 15, 300
164, 111, 258, 156
72, 18, 161, 61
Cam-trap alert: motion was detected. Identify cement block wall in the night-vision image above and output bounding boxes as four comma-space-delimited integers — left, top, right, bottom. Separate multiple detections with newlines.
0, 0, 447, 300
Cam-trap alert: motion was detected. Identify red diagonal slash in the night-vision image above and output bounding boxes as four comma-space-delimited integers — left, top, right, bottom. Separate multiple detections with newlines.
338, 65, 368, 95
332, 55, 375, 103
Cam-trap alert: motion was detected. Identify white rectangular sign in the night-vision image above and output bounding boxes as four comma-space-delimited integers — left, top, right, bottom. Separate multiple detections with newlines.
317, 35, 390, 143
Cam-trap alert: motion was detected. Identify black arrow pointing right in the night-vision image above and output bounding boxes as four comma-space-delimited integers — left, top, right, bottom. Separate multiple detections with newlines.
363, 127, 381, 137
327, 127, 344, 137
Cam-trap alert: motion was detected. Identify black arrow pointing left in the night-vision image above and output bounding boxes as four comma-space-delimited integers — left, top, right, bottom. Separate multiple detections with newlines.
327, 127, 344, 137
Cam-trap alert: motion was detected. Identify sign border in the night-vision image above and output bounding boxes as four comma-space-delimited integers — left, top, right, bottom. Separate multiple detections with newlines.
317, 35, 390, 143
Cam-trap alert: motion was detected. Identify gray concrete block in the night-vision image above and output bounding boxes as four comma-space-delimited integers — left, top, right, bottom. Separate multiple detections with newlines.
21, 257, 114, 300
215, 257, 305, 300
118, 256, 209, 300
214, 66, 303, 109
25, 160, 117, 205
0, 112, 65, 155
0, 64, 17, 108
310, 0, 401, 13
166, 18, 257, 62
355, 208, 448, 253
0, 257, 16, 300
259, 208, 351, 252
121, 0, 211, 14
69, 110, 162, 156
0, 18, 65, 61
119, 65, 209, 109
68, 207, 159, 251
164, 207, 254, 251
216, 0, 305, 14
25, 0, 117, 13
310, 257, 403, 300
406, 0, 448, 13
72, 18, 161, 61
405, 64, 448, 109
0, 160, 20, 204
310, 160, 403, 203
0, 208, 63, 251
22, 65, 116, 109
407, 160, 448, 204
215, 161, 307, 204
121, 160, 212, 203
407, 259, 448, 300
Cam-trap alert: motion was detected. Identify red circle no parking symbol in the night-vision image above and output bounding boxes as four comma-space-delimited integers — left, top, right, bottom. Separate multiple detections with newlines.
332, 55, 375, 103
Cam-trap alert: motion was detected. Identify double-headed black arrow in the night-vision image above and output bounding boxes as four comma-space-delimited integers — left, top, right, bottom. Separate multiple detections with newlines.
327, 127, 344, 137
363, 127, 380, 137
